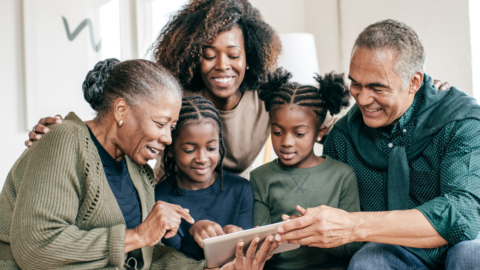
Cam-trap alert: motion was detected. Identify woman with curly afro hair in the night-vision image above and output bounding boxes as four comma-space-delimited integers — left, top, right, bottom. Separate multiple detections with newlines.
150, 0, 282, 180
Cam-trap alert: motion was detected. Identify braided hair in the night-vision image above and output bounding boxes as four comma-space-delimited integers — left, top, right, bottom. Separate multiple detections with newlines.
162, 95, 226, 195
259, 68, 351, 134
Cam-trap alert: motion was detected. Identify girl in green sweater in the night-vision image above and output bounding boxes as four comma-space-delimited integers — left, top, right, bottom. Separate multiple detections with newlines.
250, 69, 363, 269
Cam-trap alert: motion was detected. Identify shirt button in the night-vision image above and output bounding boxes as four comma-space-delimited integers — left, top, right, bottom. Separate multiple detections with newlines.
403, 129, 407, 133
388, 143, 393, 148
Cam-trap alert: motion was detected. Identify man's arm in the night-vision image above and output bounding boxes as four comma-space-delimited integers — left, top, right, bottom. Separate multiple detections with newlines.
276, 120, 480, 249
275, 205, 447, 249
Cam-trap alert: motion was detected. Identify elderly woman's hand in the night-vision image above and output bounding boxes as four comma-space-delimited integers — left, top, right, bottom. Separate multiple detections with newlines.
215, 235, 280, 270
25, 115, 63, 147
124, 201, 194, 253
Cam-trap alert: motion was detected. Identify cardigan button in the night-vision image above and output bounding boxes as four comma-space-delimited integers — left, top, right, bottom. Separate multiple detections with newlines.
388, 143, 393, 148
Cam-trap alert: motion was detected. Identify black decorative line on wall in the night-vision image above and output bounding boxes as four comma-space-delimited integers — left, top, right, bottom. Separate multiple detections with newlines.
62, 16, 102, 52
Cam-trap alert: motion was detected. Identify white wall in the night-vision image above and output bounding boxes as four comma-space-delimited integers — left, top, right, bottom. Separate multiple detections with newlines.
0, 0, 29, 189
305, 0, 473, 94
0, 0, 476, 189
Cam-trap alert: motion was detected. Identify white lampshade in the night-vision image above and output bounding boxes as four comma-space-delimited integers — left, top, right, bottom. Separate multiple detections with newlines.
278, 33, 320, 85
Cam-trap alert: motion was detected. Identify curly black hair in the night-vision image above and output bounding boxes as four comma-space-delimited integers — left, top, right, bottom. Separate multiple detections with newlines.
162, 95, 226, 195
259, 68, 351, 131
152, 0, 282, 93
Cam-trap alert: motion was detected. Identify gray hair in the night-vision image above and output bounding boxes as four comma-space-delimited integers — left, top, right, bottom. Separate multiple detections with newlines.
83, 59, 182, 119
352, 19, 426, 90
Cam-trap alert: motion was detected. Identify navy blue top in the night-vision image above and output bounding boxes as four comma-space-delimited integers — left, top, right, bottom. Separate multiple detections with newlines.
155, 171, 253, 260
88, 127, 142, 230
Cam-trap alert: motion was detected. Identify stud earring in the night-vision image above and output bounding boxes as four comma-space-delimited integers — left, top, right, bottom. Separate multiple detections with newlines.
246, 66, 249, 70
317, 137, 321, 142
118, 120, 123, 126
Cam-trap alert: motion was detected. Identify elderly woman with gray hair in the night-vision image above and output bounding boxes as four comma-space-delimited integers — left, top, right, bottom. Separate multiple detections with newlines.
0, 58, 277, 270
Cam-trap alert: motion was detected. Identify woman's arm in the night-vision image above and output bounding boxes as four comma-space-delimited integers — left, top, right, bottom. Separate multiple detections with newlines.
25, 115, 63, 147
11, 124, 126, 269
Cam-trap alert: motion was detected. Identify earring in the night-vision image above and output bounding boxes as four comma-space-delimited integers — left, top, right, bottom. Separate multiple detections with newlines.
118, 120, 123, 126
317, 137, 321, 142
246, 66, 249, 70
121, 112, 124, 116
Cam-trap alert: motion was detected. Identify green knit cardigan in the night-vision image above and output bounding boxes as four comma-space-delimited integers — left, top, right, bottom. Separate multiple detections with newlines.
0, 112, 206, 270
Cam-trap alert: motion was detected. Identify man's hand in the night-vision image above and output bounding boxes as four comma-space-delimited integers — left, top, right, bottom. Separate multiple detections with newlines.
275, 205, 357, 248
189, 220, 225, 248
25, 115, 63, 147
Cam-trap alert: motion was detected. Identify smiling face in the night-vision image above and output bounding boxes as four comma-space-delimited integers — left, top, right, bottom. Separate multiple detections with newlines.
270, 105, 326, 169
172, 119, 220, 190
349, 47, 420, 128
200, 25, 246, 106
118, 95, 181, 165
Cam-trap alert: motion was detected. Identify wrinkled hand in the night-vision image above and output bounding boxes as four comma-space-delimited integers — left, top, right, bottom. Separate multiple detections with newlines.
281, 205, 307, 221
275, 205, 357, 249
189, 220, 225, 248
219, 235, 280, 270
433, 80, 450, 90
223, 225, 244, 234
25, 115, 63, 147
125, 201, 194, 253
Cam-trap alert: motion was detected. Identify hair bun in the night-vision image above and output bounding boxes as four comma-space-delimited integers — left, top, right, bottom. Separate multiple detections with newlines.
315, 72, 350, 115
258, 67, 292, 102
82, 58, 120, 110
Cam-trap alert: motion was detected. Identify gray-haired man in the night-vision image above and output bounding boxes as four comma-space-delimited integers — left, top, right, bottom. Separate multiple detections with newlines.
274, 19, 480, 269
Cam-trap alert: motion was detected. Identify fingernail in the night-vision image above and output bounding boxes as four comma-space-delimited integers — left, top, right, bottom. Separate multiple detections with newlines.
56, 120, 62, 124
36, 135, 40, 139
275, 234, 281, 241
45, 128, 49, 132
239, 242, 244, 247
184, 209, 189, 212
286, 219, 291, 221
277, 226, 284, 233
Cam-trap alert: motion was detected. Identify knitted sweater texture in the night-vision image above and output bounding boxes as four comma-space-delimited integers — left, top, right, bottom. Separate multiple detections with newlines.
0, 112, 205, 270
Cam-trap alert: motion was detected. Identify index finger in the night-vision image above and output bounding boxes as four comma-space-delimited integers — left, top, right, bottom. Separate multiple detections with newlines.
175, 207, 195, 224
277, 214, 316, 234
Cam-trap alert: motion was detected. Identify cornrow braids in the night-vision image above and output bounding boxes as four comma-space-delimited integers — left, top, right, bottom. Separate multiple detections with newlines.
162, 95, 226, 195
259, 68, 351, 131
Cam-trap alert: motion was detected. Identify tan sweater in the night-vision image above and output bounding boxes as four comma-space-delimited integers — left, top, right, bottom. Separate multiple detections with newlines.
0, 112, 205, 270
155, 90, 271, 181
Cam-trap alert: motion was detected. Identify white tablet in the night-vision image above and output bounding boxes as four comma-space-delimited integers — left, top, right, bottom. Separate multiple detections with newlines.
203, 221, 300, 268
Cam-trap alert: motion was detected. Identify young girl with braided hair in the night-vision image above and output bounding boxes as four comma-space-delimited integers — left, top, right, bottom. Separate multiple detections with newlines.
250, 69, 363, 269
154, 95, 254, 261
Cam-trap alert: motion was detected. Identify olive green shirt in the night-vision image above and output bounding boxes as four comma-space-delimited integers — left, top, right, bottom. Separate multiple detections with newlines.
250, 156, 362, 270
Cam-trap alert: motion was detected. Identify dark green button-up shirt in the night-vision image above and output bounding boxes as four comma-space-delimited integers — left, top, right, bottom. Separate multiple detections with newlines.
324, 89, 480, 265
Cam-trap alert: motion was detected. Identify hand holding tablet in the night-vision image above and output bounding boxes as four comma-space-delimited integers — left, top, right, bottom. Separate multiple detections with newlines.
203, 221, 300, 268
